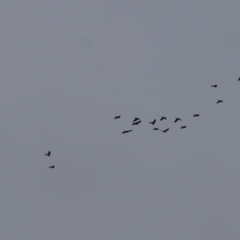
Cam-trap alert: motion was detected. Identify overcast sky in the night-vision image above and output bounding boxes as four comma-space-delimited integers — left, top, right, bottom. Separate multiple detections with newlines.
1, 1, 240, 239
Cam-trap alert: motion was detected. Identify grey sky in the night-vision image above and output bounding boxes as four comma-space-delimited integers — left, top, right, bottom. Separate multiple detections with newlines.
1, 1, 240, 239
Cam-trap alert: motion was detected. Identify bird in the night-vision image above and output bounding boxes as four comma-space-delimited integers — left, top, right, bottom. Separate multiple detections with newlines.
174, 117, 181, 123
211, 85, 218, 88
153, 128, 159, 130
238, 77, 240, 81
181, 126, 186, 129
132, 120, 141, 125
133, 117, 140, 122
193, 114, 200, 117
45, 151, 51, 156
216, 100, 223, 104
114, 116, 121, 119
49, 165, 55, 169
161, 128, 169, 133
149, 119, 156, 125
160, 116, 167, 121
122, 130, 132, 134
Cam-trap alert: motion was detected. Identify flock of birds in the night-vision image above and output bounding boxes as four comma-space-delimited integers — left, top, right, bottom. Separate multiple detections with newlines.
44, 78, 240, 169
44, 151, 54, 169
113, 80, 240, 134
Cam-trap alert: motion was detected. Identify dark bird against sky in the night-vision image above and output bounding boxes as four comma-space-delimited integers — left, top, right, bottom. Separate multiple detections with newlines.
216, 100, 223, 104
181, 126, 186, 129
114, 116, 121, 119
132, 121, 141, 125
174, 118, 181, 123
160, 116, 167, 121
161, 128, 169, 133
49, 165, 55, 169
122, 130, 133, 134
149, 119, 156, 125
211, 85, 217, 88
193, 114, 200, 117
45, 151, 51, 156
133, 118, 140, 122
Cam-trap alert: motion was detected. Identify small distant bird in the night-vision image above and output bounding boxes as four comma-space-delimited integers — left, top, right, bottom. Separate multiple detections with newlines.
153, 128, 159, 130
211, 85, 218, 88
149, 119, 156, 125
133, 117, 140, 122
181, 126, 186, 129
114, 116, 121, 119
122, 130, 132, 134
161, 128, 169, 133
174, 118, 181, 123
132, 120, 141, 125
238, 77, 240, 81
160, 116, 167, 121
49, 165, 55, 169
45, 151, 51, 156
216, 100, 223, 104
193, 114, 200, 117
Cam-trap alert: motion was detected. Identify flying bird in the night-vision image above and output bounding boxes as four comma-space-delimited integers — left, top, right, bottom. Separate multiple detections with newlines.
216, 100, 223, 104
161, 128, 169, 133
49, 165, 55, 169
193, 114, 200, 117
132, 120, 141, 125
114, 116, 121, 119
238, 77, 240, 81
45, 151, 51, 156
122, 130, 133, 134
181, 126, 186, 129
211, 85, 217, 88
133, 118, 140, 122
174, 118, 181, 123
160, 116, 167, 121
149, 119, 156, 125
153, 128, 159, 130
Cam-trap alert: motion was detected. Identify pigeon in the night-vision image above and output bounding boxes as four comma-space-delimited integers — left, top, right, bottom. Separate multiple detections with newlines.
153, 128, 159, 130
45, 151, 51, 156
238, 77, 240, 81
174, 118, 181, 123
132, 120, 141, 125
149, 119, 156, 125
193, 114, 200, 117
161, 128, 169, 133
160, 116, 167, 121
114, 116, 121, 119
211, 85, 218, 88
181, 126, 186, 129
122, 130, 133, 134
216, 100, 223, 104
49, 165, 55, 169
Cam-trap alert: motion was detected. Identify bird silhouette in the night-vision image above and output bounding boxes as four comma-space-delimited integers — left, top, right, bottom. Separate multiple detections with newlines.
149, 119, 156, 125
193, 114, 200, 117
45, 151, 51, 156
211, 85, 218, 88
132, 120, 141, 125
160, 116, 167, 121
216, 100, 223, 104
49, 165, 55, 169
114, 116, 121, 119
122, 130, 132, 134
161, 128, 169, 133
174, 118, 181, 123
238, 77, 240, 81
153, 128, 159, 130
181, 126, 186, 129
133, 118, 140, 122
